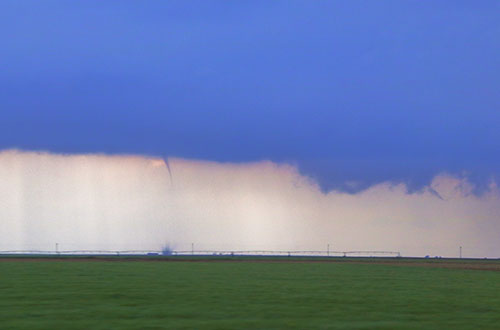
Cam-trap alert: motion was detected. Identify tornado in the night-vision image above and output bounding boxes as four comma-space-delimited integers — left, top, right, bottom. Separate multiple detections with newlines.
1, 149, 499, 258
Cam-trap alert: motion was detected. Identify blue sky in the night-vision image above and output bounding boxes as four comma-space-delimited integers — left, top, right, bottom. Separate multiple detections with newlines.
1, 1, 499, 192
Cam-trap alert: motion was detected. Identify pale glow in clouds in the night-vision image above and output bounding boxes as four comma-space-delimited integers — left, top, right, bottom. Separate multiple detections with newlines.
1, 150, 499, 257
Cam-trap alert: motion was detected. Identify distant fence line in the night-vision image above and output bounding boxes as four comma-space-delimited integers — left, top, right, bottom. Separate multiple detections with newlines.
0, 249, 401, 257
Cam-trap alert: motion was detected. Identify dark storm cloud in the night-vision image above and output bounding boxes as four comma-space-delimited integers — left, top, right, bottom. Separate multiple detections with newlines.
1, 1, 499, 192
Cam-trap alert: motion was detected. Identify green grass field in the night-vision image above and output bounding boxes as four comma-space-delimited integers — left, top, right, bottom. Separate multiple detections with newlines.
1, 257, 499, 329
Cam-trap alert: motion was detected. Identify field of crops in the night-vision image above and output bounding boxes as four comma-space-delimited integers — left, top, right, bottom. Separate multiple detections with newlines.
1, 256, 499, 329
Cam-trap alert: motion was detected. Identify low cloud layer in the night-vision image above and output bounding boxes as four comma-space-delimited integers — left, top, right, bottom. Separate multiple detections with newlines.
1, 150, 499, 257
2, 2, 499, 194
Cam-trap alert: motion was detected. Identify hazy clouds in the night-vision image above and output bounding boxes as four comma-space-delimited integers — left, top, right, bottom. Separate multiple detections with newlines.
1, 150, 499, 257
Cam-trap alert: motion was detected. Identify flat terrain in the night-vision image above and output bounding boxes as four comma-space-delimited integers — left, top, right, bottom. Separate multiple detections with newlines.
1, 256, 499, 329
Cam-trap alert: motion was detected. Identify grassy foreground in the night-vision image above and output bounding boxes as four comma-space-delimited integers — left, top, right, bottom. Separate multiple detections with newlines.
1, 258, 499, 329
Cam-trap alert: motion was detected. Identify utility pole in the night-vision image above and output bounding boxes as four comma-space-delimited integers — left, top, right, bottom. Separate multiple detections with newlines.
191, 243, 194, 255
327, 244, 330, 257
459, 246, 462, 259
56, 243, 59, 255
